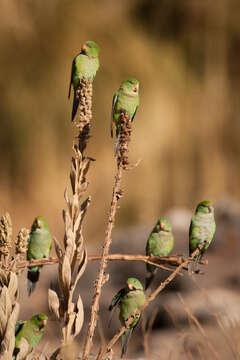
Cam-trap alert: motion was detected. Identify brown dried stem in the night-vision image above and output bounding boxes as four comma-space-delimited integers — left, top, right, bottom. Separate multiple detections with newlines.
0, 269, 20, 360
82, 111, 135, 359
189, 277, 239, 360
142, 307, 158, 360
82, 164, 123, 360
96, 241, 210, 360
48, 79, 93, 350
177, 293, 220, 360
15, 253, 207, 270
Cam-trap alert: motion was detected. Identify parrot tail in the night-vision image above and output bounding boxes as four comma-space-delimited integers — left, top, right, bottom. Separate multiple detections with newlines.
121, 328, 133, 358
145, 272, 155, 290
27, 267, 40, 296
72, 91, 80, 121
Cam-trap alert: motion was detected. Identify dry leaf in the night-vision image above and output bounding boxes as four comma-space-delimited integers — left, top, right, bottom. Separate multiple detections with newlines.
73, 295, 84, 336
48, 289, 60, 319
72, 246, 88, 290
16, 337, 31, 360
53, 237, 63, 260
7, 272, 18, 303
0, 302, 19, 359
61, 255, 71, 293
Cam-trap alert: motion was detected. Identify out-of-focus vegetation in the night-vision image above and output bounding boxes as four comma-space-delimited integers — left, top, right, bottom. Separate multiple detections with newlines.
1, 0, 239, 243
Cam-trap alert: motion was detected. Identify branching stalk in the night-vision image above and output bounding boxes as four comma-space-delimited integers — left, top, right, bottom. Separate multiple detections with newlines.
15, 253, 207, 270
48, 79, 93, 353
96, 241, 211, 360
82, 112, 134, 359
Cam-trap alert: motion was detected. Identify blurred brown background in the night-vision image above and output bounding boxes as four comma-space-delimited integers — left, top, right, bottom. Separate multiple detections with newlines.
1, 0, 240, 358
1, 0, 240, 241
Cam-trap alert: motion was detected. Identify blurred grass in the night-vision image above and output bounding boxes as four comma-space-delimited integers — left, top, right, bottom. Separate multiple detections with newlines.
0, 0, 239, 243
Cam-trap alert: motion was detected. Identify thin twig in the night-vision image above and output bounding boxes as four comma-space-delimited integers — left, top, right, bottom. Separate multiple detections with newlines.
15, 253, 207, 269
142, 307, 158, 360
177, 293, 220, 360
190, 276, 240, 360
81, 165, 123, 360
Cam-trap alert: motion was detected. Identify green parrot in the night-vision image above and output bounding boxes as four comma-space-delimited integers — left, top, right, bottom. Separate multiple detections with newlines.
14, 313, 48, 359
110, 78, 140, 154
189, 200, 216, 271
68, 40, 100, 121
145, 217, 174, 289
109, 278, 145, 358
27, 216, 52, 296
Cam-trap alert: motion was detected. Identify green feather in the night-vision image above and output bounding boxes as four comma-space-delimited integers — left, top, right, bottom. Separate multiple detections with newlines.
109, 278, 145, 358
68, 40, 100, 121
110, 78, 139, 154
145, 218, 174, 289
14, 314, 48, 358
189, 201, 216, 272
27, 216, 52, 295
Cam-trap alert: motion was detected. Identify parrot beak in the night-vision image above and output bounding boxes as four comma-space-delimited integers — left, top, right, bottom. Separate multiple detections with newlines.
42, 319, 47, 327
128, 283, 134, 290
81, 44, 87, 53
160, 221, 165, 230
36, 219, 42, 228
133, 83, 139, 92
208, 206, 213, 213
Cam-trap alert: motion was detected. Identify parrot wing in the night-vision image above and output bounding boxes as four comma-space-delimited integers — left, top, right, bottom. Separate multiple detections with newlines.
110, 91, 118, 137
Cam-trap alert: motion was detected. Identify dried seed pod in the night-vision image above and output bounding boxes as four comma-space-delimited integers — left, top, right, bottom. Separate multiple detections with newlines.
117, 112, 132, 168
15, 228, 29, 255
48, 289, 60, 319
0, 213, 12, 256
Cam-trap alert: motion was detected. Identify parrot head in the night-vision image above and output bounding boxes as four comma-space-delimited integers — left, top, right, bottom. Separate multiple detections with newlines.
126, 278, 143, 291
81, 40, 99, 58
154, 217, 172, 233
120, 78, 139, 95
31, 216, 49, 232
31, 313, 48, 330
195, 200, 214, 214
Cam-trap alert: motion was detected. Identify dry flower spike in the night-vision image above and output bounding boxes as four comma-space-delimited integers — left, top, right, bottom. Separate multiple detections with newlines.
15, 228, 29, 255
0, 213, 12, 257
48, 75, 93, 351
117, 112, 132, 169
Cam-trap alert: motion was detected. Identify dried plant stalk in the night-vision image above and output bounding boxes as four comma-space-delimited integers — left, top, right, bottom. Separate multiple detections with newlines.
0, 213, 12, 258
117, 112, 132, 168
82, 111, 136, 360
177, 293, 220, 360
48, 78, 93, 352
82, 165, 123, 360
16, 253, 207, 270
0, 269, 20, 360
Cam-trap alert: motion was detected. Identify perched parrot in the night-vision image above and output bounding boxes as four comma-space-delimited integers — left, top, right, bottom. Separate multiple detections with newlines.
14, 313, 48, 359
27, 216, 52, 296
189, 200, 216, 272
109, 278, 145, 358
68, 40, 100, 121
145, 217, 174, 290
110, 78, 139, 154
